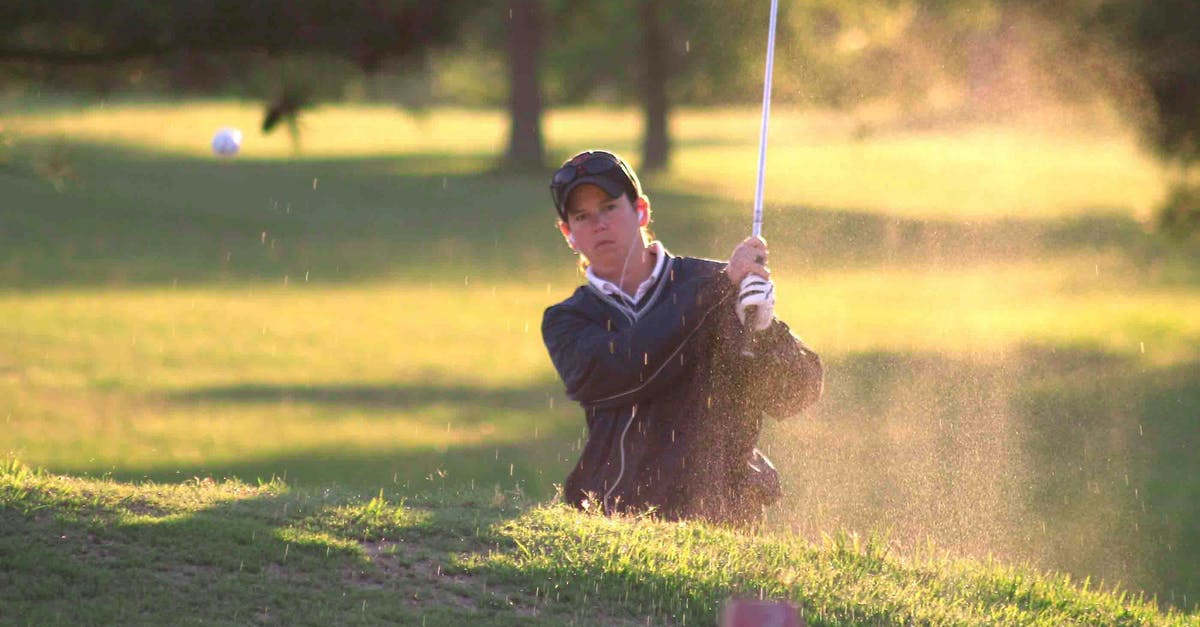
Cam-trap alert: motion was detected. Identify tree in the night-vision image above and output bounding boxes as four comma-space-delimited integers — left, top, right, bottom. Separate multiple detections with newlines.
0, 1, 471, 134
0, 2, 467, 69
539, 0, 848, 172
1056, 0, 1200, 236
541, 0, 778, 172
503, 0, 547, 170
1092, 0, 1200, 169
638, 1, 673, 172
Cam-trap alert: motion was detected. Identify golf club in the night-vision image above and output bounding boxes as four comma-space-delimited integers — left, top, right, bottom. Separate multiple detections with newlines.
740, 0, 779, 358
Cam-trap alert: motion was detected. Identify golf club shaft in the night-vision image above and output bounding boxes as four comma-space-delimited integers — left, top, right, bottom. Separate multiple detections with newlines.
742, 0, 779, 357
752, 0, 778, 240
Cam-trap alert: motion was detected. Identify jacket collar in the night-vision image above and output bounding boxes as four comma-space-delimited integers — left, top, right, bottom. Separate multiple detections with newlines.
585, 241, 669, 304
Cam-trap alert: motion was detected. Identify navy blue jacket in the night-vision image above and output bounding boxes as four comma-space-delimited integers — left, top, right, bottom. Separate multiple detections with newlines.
542, 253, 823, 524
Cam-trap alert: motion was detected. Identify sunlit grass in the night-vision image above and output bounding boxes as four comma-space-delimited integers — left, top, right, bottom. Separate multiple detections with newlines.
786, 257, 1200, 361
5, 101, 1167, 220
1, 101, 1197, 610
2, 259, 1195, 487
0, 283, 573, 486
0, 283, 556, 388
4, 102, 508, 158
661, 107, 1165, 220
5, 468, 1190, 625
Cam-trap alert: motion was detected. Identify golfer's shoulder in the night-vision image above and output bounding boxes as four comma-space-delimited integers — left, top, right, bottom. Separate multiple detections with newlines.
542, 286, 598, 325
671, 255, 726, 280
668, 256, 736, 304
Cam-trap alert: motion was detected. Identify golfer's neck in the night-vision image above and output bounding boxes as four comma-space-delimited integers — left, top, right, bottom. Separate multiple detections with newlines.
594, 243, 655, 296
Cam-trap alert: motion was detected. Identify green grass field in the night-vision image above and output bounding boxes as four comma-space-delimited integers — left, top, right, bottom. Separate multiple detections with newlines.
2, 101, 1198, 623
3, 462, 1193, 626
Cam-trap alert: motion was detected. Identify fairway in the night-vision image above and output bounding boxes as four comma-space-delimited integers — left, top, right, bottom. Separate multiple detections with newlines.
2, 102, 1198, 613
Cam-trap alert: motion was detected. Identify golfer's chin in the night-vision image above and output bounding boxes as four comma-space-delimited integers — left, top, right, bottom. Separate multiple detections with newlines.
582, 242, 618, 262
584, 253, 628, 279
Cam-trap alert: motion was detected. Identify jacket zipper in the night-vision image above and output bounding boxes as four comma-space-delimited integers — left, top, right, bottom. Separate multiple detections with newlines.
603, 403, 637, 513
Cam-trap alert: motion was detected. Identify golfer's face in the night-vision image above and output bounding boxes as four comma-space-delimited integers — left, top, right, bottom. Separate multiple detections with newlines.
564, 184, 640, 270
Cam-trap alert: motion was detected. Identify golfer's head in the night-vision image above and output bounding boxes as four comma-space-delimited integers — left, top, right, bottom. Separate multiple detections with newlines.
549, 150, 643, 224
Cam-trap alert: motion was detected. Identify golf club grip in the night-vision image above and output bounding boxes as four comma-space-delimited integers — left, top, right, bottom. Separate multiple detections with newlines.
738, 255, 768, 358
739, 304, 759, 358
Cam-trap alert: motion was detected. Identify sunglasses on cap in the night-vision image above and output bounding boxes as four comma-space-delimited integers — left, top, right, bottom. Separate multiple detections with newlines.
549, 151, 640, 217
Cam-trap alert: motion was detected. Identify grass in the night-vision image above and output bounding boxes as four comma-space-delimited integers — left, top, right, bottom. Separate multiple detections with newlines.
4, 102, 1166, 219
1, 101, 1199, 622
1, 462, 1193, 626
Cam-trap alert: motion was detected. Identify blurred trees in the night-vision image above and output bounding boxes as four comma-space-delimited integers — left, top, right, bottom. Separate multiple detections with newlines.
1090, 0, 1200, 169
2, 0, 1198, 232
0, 1, 471, 142
1088, 0, 1200, 236
637, 1, 672, 172
0, 1, 463, 69
0, 1, 476, 74
503, 1, 546, 170
538, 0, 781, 171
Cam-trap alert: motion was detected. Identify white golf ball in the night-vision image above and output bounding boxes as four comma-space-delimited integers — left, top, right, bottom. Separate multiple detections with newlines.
211, 127, 242, 157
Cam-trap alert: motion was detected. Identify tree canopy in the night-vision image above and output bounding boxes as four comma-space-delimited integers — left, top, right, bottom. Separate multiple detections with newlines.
0, 1, 466, 68
1093, 0, 1200, 167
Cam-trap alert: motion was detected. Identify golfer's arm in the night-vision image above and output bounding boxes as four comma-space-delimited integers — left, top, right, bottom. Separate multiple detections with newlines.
754, 320, 824, 418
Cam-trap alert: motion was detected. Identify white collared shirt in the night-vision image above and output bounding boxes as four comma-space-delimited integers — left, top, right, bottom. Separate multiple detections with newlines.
585, 241, 667, 306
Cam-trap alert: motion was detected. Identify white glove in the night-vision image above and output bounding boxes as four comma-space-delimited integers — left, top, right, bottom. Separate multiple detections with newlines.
736, 274, 775, 332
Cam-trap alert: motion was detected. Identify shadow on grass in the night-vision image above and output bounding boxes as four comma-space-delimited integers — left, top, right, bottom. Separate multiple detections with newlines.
89, 378, 581, 501
169, 380, 560, 414
0, 485, 313, 623
4, 138, 1198, 289
8, 341, 1197, 613
79, 344, 1200, 612
104, 439, 576, 503
0, 472, 540, 625
1, 141, 579, 288
770, 345, 1199, 612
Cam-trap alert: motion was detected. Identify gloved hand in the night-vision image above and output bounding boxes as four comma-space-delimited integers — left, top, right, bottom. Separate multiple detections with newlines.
736, 274, 775, 332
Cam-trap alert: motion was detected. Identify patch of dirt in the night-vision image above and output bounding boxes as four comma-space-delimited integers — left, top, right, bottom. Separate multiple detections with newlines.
347, 539, 480, 612
347, 539, 679, 625
154, 561, 210, 587
349, 539, 558, 618
76, 532, 120, 562
120, 498, 173, 518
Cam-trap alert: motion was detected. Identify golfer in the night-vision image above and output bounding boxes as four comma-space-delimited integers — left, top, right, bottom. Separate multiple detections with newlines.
542, 149, 824, 526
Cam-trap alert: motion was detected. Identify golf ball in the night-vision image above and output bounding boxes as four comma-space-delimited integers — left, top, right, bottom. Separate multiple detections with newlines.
211, 127, 242, 157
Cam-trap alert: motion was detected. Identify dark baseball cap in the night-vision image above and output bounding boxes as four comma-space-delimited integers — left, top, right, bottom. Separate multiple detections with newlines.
550, 150, 643, 221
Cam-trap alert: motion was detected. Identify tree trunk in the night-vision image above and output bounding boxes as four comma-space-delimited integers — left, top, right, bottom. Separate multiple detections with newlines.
504, 0, 545, 170
639, 0, 671, 173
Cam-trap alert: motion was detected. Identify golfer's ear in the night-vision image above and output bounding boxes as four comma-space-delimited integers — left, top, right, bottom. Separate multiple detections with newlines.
558, 222, 576, 248
636, 196, 651, 227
